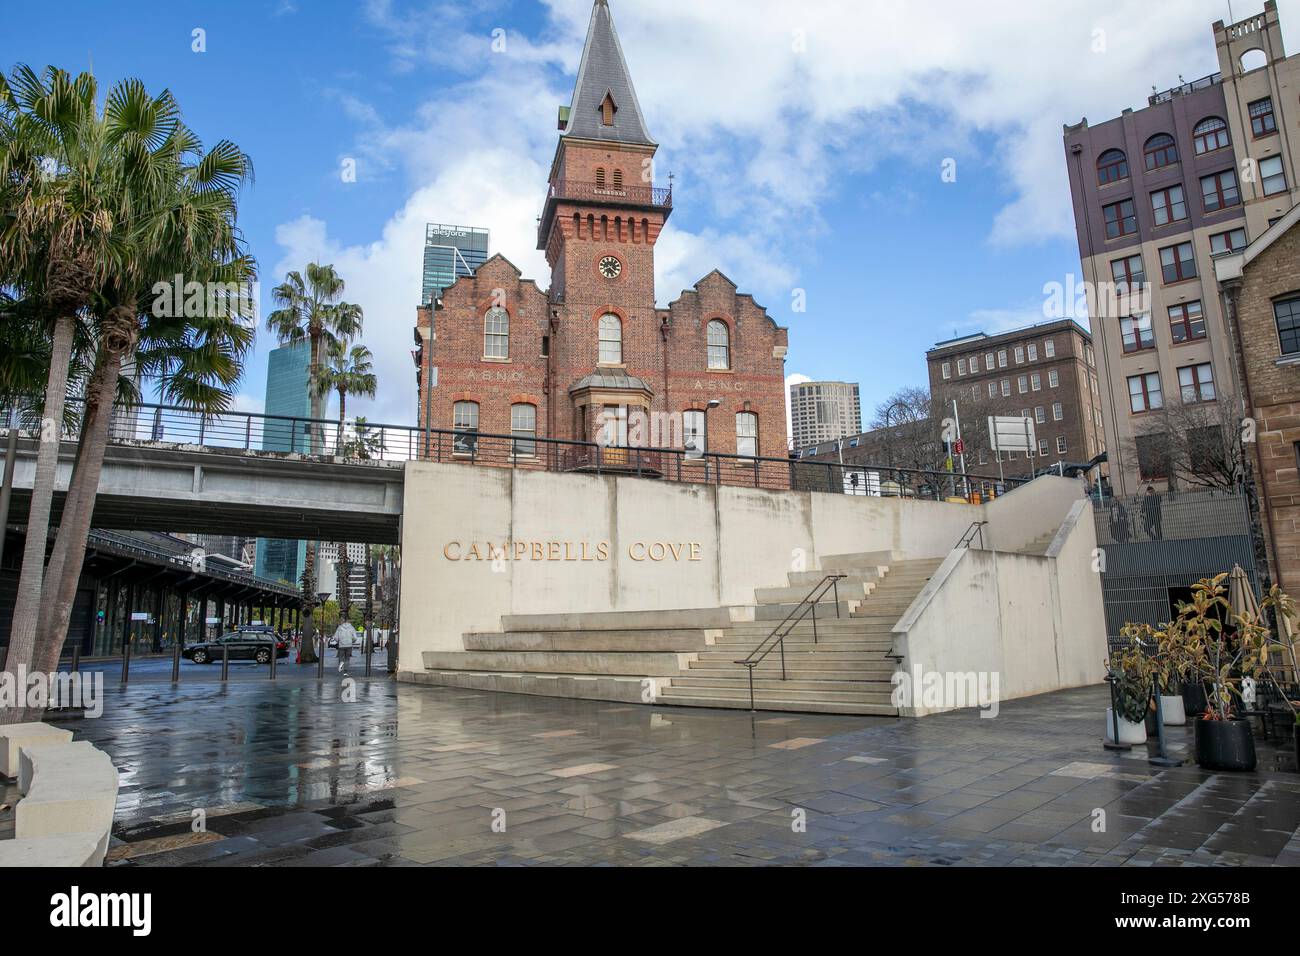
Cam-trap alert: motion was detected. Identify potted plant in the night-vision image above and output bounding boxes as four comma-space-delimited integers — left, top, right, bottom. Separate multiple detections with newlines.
1153, 575, 1269, 772
1104, 643, 1151, 746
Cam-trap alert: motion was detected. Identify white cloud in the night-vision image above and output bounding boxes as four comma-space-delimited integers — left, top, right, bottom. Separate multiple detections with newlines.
271, 0, 1260, 423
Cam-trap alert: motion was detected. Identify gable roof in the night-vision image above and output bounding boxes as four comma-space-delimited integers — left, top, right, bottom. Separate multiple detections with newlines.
562, 1, 655, 147
1213, 201, 1300, 283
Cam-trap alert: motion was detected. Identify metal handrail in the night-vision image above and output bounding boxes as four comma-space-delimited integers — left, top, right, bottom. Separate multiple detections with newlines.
733, 574, 847, 711
957, 521, 988, 550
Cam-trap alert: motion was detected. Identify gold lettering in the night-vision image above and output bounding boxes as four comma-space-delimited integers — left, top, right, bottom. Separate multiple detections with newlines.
565, 541, 576, 561
514, 541, 528, 561
690, 542, 702, 561
629, 542, 646, 562
547, 541, 561, 561
467, 543, 483, 562
444, 541, 462, 561
668, 542, 684, 561
649, 542, 666, 562
581, 541, 592, 561
531, 541, 544, 561
596, 542, 610, 561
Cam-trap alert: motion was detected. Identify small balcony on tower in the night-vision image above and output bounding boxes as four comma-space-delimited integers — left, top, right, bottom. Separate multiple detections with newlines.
537, 179, 673, 249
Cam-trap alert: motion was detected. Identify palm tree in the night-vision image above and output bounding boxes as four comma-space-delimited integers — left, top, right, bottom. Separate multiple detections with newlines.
0, 66, 123, 698
30, 78, 255, 680
319, 340, 377, 457
266, 264, 362, 665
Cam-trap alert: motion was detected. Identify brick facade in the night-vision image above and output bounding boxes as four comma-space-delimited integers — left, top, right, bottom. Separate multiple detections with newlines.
1227, 217, 1300, 592
415, 2, 788, 464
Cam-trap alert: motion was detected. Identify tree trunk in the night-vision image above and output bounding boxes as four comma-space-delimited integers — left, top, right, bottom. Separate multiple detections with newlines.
1, 313, 75, 724
337, 388, 346, 457
32, 345, 126, 678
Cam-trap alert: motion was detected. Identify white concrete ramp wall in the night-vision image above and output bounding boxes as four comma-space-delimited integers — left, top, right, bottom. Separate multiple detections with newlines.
398, 463, 1093, 676
890, 498, 1106, 716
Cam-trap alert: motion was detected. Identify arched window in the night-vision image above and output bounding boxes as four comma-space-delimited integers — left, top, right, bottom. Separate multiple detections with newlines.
510, 403, 536, 457
595, 167, 606, 189
484, 307, 509, 359
683, 410, 706, 459
1096, 149, 1129, 185
736, 412, 758, 458
598, 314, 622, 364
612, 169, 624, 191
706, 319, 730, 370
1143, 133, 1178, 170
1193, 117, 1230, 154
453, 401, 479, 456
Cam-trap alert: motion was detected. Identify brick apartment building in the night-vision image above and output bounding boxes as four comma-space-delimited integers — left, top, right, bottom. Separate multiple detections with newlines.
925, 320, 1106, 479
414, 0, 789, 465
1063, 1, 1300, 495
1215, 205, 1300, 592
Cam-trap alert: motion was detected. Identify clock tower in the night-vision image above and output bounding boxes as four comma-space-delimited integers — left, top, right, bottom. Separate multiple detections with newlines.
538, 0, 673, 440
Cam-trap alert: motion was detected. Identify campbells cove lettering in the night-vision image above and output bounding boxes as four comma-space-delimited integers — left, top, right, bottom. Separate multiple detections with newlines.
442, 541, 704, 563
444, 541, 610, 562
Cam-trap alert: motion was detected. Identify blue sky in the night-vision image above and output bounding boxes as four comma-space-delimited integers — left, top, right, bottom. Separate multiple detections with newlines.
5, 0, 1288, 435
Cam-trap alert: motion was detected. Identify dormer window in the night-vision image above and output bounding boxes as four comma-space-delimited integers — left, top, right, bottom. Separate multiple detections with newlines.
600, 91, 617, 126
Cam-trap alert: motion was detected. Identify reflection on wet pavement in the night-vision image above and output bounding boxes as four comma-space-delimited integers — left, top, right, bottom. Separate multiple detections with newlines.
46, 678, 1300, 867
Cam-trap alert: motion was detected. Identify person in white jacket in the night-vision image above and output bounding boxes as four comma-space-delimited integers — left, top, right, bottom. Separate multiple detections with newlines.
333, 621, 360, 674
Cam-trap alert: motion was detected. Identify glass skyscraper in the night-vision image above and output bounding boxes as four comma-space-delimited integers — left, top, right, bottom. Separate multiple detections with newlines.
255, 340, 311, 585
422, 223, 490, 304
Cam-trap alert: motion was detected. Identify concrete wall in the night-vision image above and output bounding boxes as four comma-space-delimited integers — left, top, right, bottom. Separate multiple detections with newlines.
891, 497, 1107, 716
984, 475, 1086, 553
397, 461, 1013, 671
398, 464, 1096, 678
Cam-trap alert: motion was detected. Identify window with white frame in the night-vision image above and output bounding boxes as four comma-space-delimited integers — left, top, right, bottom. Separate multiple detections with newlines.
1048, 369, 1060, 388
1052, 402, 1063, 421
985, 353, 995, 371
453, 401, 480, 455
511, 403, 537, 457
1031, 373, 1041, 391
1056, 436, 1068, 454
1044, 339, 1056, 358
1028, 343, 1038, 361
1001, 379, 1011, 397
998, 350, 1007, 368
484, 307, 510, 359
736, 412, 758, 457
1034, 406, 1046, 424
1038, 439, 1049, 457
958, 358, 967, 375
1015, 346, 1024, 363
683, 410, 705, 459
598, 314, 623, 364
1018, 375, 1028, 394
942, 362, 951, 379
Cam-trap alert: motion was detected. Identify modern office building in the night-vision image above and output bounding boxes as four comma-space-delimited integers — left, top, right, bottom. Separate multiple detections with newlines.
1063, 1, 1300, 495
254, 340, 312, 585
926, 319, 1105, 479
321, 542, 370, 607
789, 381, 862, 450
421, 224, 490, 305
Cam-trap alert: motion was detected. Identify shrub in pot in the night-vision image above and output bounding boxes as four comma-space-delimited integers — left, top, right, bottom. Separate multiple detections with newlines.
1105, 645, 1151, 746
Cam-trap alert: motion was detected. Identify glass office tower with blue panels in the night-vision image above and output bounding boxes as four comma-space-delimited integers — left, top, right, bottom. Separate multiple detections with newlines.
254, 340, 311, 585
422, 224, 490, 304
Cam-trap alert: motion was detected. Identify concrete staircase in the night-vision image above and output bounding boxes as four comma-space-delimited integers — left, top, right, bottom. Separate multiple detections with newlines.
415, 551, 946, 716
656, 553, 944, 715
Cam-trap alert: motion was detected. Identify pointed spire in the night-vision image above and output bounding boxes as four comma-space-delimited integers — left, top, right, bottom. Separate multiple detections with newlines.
562, 0, 655, 146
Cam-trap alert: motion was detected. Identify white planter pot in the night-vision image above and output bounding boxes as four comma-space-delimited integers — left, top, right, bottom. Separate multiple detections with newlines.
1105, 708, 1148, 745
1159, 695, 1186, 726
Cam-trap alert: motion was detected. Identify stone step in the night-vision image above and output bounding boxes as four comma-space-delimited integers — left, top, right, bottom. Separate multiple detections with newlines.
661, 682, 894, 703
819, 550, 902, 569
696, 649, 885, 663
464, 629, 712, 653
744, 602, 860, 620
709, 636, 894, 650
422, 649, 690, 677
690, 659, 892, 673
411, 670, 655, 705
787, 568, 887, 587
667, 675, 892, 694
681, 666, 895, 680
654, 694, 898, 716
501, 607, 732, 632
754, 582, 873, 605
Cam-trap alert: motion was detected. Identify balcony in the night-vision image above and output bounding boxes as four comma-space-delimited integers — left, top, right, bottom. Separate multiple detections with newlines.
1149, 72, 1221, 106
537, 180, 673, 248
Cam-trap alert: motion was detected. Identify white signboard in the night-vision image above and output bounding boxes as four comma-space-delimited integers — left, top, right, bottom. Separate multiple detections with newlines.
130, 612, 151, 622
205, 616, 222, 625
842, 469, 881, 497
988, 416, 1037, 455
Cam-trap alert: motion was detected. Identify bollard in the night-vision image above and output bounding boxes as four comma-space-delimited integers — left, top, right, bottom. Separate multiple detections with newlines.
317, 635, 325, 679
121, 635, 132, 684
364, 634, 373, 678
1149, 678, 1183, 767
221, 639, 230, 682
71, 644, 80, 674
171, 642, 181, 683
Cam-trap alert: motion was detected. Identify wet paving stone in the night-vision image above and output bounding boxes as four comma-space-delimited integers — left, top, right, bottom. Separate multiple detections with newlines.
34, 676, 1300, 866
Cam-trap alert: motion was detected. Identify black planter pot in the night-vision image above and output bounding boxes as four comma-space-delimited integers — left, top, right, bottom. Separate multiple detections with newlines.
1193, 718, 1256, 772
1182, 682, 1208, 717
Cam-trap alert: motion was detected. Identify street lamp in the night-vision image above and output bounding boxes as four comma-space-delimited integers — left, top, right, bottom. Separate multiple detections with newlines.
703, 399, 721, 478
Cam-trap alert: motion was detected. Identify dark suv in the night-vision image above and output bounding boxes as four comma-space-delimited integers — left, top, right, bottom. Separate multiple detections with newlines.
182, 628, 289, 665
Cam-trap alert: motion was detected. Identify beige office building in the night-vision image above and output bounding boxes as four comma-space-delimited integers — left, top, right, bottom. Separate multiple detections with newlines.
789, 380, 862, 450
1063, 1, 1300, 495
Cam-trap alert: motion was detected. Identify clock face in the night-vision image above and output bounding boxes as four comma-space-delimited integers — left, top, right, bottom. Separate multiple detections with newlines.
598, 256, 622, 279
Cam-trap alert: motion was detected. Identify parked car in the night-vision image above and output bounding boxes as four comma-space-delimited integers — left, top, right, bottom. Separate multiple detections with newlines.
183, 630, 289, 665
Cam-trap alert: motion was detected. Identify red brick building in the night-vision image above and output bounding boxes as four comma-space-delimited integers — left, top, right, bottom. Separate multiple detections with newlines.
414, 0, 789, 466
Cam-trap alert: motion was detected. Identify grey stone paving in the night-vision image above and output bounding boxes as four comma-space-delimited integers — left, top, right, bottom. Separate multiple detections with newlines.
14, 676, 1299, 867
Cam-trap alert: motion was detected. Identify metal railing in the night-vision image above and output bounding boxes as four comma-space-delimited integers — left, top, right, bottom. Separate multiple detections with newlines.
543, 180, 673, 208
734, 574, 846, 711
19, 399, 1030, 498
956, 521, 988, 550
